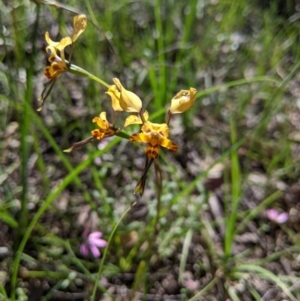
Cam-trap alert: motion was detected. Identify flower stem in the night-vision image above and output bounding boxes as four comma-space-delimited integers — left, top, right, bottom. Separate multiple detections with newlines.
165, 110, 172, 126
69, 64, 110, 88
139, 110, 147, 124
64, 136, 95, 153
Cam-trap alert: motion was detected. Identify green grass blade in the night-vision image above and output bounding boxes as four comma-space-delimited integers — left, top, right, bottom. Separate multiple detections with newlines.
188, 277, 218, 301
224, 111, 241, 257
237, 190, 283, 234
153, 0, 166, 110
178, 229, 193, 284
0, 210, 18, 228
196, 76, 279, 99
18, 4, 40, 239
239, 264, 298, 301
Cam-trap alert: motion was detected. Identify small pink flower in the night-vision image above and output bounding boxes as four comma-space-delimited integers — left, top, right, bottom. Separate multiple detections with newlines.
266, 209, 288, 224
183, 279, 198, 290
80, 230, 107, 258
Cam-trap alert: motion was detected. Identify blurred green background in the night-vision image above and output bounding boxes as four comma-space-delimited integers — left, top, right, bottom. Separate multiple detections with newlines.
1, 0, 300, 300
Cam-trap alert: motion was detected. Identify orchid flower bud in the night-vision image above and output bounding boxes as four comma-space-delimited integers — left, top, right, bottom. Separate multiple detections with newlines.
169, 87, 197, 114
113, 78, 142, 113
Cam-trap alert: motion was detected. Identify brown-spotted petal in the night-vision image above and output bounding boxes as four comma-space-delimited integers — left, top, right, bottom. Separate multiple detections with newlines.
141, 122, 169, 138
44, 61, 67, 79
92, 111, 109, 130
160, 137, 178, 152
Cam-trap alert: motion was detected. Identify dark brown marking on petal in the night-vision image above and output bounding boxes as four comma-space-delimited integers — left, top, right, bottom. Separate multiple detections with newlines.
129, 134, 138, 142
145, 145, 159, 159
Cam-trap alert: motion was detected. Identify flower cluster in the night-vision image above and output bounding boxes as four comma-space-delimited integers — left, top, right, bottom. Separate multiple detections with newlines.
39, 15, 197, 196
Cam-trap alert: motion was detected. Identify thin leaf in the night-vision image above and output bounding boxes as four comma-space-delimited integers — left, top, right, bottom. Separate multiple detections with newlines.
239, 264, 298, 301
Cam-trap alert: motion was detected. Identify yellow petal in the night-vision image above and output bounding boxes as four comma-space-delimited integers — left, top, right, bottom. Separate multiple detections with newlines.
45, 32, 72, 51
141, 122, 169, 138
123, 111, 149, 128
106, 85, 123, 111
46, 46, 58, 62
92, 112, 109, 130
129, 132, 150, 143
45, 32, 58, 47
169, 87, 197, 114
55, 37, 73, 51
113, 78, 142, 113
143, 110, 149, 121
72, 14, 87, 42
160, 137, 178, 152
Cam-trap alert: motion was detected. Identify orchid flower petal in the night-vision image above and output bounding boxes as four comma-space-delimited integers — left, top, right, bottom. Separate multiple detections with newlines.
72, 14, 87, 42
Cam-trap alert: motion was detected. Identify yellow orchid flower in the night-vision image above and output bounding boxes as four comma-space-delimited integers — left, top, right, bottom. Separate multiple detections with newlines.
64, 112, 118, 153
38, 15, 87, 111
91, 112, 117, 140
44, 46, 67, 78
37, 46, 68, 111
44, 31, 72, 63
112, 78, 142, 113
45, 14, 87, 62
169, 87, 197, 114
130, 121, 178, 159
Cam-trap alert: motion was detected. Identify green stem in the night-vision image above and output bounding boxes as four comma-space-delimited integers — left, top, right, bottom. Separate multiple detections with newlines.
69, 64, 110, 88
154, 160, 162, 235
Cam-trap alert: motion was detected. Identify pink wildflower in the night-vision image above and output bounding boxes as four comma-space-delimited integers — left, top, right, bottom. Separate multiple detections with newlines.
266, 209, 288, 224
183, 279, 199, 291
80, 230, 107, 258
